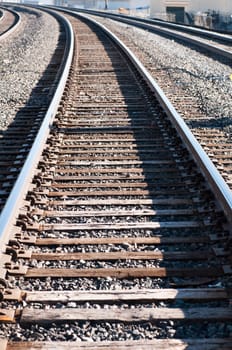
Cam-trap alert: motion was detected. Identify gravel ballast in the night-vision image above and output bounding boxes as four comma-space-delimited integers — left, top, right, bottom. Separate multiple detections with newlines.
89, 16, 232, 134
0, 9, 231, 343
0, 6, 60, 130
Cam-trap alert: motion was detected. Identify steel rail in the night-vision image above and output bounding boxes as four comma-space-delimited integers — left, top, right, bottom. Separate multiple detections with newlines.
0, 11, 74, 252
55, 9, 232, 227
81, 13, 232, 225
0, 7, 21, 40
70, 9, 232, 60
137, 17, 232, 42
77, 9, 232, 43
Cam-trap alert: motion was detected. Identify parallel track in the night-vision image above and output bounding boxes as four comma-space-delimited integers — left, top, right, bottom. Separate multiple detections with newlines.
0, 8, 231, 350
0, 7, 20, 39
0, 7, 69, 212
70, 9, 232, 60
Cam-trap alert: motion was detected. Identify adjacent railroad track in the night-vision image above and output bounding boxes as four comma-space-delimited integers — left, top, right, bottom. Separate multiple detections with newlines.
0, 7, 20, 39
73, 9, 232, 59
0, 6, 68, 212
0, 7, 232, 349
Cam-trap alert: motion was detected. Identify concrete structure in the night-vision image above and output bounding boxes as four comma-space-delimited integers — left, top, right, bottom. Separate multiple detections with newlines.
150, 0, 232, 28
62, 0, 149, 11
150, 0, 232, 15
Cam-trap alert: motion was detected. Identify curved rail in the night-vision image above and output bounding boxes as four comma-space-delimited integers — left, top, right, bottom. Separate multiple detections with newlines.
0, 8, 231, 347
0, 7, 21, 40
1, 4, 230, 239
69, 8, 232, 60
141, 17, 232, 41
77, 12, 232, 225
0, 10, 74, 251
81, 10, 232, 43
49, 7, 232, 226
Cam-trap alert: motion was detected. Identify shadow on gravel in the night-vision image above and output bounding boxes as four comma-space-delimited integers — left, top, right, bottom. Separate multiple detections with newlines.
0, 8, 65, 212
0, 13, 230, 343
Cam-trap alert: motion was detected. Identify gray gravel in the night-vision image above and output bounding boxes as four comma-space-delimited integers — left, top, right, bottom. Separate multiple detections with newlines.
0, 11, 231, 343
90, 17, 232, 134
0, 6, 60, 130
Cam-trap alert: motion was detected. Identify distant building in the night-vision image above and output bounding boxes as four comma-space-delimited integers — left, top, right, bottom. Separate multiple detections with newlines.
0, 0, 21, 2
150, 0, 232, 16
62, 0, 149, 11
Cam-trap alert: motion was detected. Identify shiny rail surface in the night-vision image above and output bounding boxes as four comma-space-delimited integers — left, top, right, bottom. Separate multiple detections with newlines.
59, 8, 232, 226
0, 7, 20, 40
0, 7, 231, 350
0, 9, 74, 251
71, 9, 232, 195
0, 5, 71, 211
69, 8, 232, 60
81, 10, 232, 42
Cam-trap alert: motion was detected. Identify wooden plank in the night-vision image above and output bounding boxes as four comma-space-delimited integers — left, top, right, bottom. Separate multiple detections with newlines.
49, 198, 192, 206
31, 250, 212, 261
59, 148, 165, 154
53, 168, 178, 174
35, 235, 209, 246
0, 339, 7, 350
47, 189, 187, 197
58, 155, 170, 162
25, 266, 224, 278
57, 146, 167, 152
60, 145, 168, 151
29, 221, 200, 232
58, 160, 173, 166
20, 307, 232, 325
48, 182, 186, 189
58, 154, 169, 161
61, 137, 162, 143
25, 288, 230, 303
0, 309, 15, 323
64, 118, 154, 123
34, 208, 194, 218
53, 173, 179, 181
6, 339, 232, 350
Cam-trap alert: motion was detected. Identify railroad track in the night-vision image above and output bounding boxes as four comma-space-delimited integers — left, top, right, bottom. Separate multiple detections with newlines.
68, 10, 232, 192
0, 6, 68, 212
0, 8, 232, 349
72, 9, 232, 59
0, 7, 20, 39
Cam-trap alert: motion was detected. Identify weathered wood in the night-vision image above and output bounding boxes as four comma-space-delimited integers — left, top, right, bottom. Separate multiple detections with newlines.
28, 221, 201, 232
49, 198, 192, 206
20, 307, 232, 325
0, 339, 7, 350
35, 208, 194, 218
53, 167, 178, 174
6, 338, 232, 350
0, 309, 15, 323
53, 173, 179, 181
3, 289, 23, 301
59, 139, 163, 145
26, 266, 224, 278
31, 250, 212, 261
35, 235, 209, 246
48, 182, 187, 189
25, 288, 230, 303
58, 155, 169, 161
47, 189, 187, 197
58, 160, 173, 166
58, 148, 164, 154
60, 137, 161, 142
